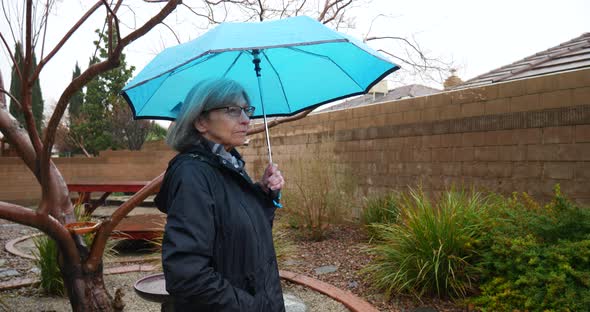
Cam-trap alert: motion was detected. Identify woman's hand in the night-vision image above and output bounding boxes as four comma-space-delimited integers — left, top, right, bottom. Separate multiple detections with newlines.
260, 163, 284, 194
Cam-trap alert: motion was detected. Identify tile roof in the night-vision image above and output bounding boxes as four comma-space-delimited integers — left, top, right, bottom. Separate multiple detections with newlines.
453, 32, 590, 90
315, 84, 441, 113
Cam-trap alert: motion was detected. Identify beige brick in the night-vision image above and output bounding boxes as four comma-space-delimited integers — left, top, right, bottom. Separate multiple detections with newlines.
513, 163, 543, 178
424, 92, 451, 108
513, 128, 542, 145
510, 94, 540, 112
499, 79, 527, 98
557, 68, 590, 89
575, 162, 590, 180
540, 89, 572, 109
485, 130, 514, 146
484, 98, 510, 114
462, 162, 488, 177
474, 146, 499, 161
454, 147, 474, 161
441, 163, 462, 176
572, 87, 590, 106
575, 125, 590, 142
440, 133, 463, 147
403, 110, 421, 123
559, 143, 590, 161
439, 104, 461, 119
544, 162, 575, 179
461, 102, 485, 117
385, 112, 403, 125
421, 108, 439, 121
543, 126, 573, 144
498, 145, 527, 161
527, 144, 560, 161
525, 74, 560, 94
462, 132, 487, 147
432, 148, 453, 161
451, 89, 480, 105
477, 84, 500, 101
422, 135, 442, 148
398, 98, 419, 112
487, 162, 512, 177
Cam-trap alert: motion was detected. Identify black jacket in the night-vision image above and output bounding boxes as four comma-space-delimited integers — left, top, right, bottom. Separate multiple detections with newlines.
155, 144, 285, 312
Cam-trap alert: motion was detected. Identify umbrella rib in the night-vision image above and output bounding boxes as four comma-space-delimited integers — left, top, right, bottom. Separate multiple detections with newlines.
288, 46, 364, 91
222, 51, 244, 77
261, 50, 291, 113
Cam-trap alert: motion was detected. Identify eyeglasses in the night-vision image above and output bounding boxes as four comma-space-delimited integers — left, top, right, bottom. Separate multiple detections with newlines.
211, 106, 255, 118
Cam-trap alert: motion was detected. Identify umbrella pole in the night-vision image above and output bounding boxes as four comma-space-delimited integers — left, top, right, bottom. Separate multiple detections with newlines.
252, 50, 273, 165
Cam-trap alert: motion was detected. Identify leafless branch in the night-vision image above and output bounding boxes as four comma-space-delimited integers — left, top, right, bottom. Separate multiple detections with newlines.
1, 1, 20, 50
247, 107, 314, 135
23, 0, 43, 155
0, 88, 22, 111
38, 0, 52, 60
0, 32, 22, 82
161, 22, 181, 44
32, 1, 102, 84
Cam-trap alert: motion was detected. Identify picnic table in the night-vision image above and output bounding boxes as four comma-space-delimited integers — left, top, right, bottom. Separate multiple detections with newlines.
67, 181, 151, 215
67, 181, 165, 240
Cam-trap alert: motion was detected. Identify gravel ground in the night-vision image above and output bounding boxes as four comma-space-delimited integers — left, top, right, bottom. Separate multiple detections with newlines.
0, 271, 347, 312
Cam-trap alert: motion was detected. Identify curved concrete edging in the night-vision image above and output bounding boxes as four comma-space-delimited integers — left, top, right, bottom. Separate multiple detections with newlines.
5, 234, 160, 263
279, 270, 379, 312
5, 233, 41, 260
0, 266, 380, 311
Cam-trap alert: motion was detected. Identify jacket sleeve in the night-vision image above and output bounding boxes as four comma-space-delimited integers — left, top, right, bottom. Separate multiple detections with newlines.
253, 182, 278, 227
162, 163, 265, 311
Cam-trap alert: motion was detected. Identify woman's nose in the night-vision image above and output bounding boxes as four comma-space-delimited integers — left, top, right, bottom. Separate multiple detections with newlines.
239, 110, 250, 123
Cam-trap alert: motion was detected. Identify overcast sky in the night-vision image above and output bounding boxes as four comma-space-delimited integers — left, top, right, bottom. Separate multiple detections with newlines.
0, 0, 588, 110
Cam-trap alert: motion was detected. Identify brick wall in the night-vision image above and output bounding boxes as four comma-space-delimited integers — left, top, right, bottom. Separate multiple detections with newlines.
1, 69, 589, 206
242, 68, 590, 206
0, 140, 175, 205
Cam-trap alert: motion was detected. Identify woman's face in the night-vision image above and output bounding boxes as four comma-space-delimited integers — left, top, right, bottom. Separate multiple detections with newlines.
194, 95, 251, 150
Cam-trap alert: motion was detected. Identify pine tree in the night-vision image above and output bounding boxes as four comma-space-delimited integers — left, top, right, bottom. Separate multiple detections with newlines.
8, 42, 44, 133
68, 63, 83, 122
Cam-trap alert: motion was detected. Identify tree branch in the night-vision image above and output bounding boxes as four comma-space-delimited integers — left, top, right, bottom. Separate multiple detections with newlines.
0, 88, 23, 111
86, 173, 163, 271
22, 0, 42, 155
32, 1, 102, 83
247, 107, 314, 135
0, 200, 80, 262
39, 0, 181, 216
0, 32, 22, 82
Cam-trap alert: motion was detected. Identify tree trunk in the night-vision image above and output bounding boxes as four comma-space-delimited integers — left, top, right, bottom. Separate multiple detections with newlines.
63, 263, 115, 312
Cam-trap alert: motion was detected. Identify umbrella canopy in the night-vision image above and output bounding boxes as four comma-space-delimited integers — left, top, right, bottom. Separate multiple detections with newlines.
122, 15, 400, 120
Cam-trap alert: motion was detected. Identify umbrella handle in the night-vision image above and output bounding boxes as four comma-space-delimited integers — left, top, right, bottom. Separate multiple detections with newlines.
270, 189, 282, 208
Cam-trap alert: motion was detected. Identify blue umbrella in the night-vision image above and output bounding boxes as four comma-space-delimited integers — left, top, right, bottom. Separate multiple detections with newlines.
122, 15, 399, 163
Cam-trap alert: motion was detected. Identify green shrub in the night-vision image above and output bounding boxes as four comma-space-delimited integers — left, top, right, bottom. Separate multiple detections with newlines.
471, 186, 590, 311
32, 235, 64, 296
33, 204, 119, 295
363, 188, 490, 299
360, 192, 400, 238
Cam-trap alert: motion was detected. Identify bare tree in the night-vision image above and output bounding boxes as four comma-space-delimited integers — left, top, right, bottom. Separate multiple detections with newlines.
0, 1, 178, 310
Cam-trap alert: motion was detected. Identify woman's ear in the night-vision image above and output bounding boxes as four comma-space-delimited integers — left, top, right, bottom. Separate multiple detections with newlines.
194, 117, 208, 133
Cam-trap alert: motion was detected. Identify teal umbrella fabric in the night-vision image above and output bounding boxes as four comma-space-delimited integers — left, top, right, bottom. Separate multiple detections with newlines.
122, 15, 399, 120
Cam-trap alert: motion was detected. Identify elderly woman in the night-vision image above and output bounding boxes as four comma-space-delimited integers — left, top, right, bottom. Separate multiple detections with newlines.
155, 78, 285, 311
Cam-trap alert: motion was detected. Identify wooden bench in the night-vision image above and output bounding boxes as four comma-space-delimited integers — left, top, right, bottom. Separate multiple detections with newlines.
67, 181, 150, 215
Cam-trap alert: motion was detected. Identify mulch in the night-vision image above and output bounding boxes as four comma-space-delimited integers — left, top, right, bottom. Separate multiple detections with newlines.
1, 216, 468, 312
276, 218, 468, 312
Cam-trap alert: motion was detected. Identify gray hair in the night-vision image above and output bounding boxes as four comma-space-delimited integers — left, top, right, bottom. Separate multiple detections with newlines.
166, 78, 251, 152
